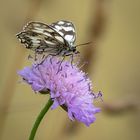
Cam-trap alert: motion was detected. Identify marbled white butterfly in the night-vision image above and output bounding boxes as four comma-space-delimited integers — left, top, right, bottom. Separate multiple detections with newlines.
16, 20, 80, 57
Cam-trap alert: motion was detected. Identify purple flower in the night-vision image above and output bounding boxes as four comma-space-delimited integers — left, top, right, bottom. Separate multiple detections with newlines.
18, 57, 101, 126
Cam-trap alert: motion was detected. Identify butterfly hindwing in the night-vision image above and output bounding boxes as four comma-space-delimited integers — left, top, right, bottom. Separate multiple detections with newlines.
50, 20, 76, 45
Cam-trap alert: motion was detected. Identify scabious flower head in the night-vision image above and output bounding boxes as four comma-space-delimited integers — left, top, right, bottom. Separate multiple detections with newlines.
18, 57, 101, 126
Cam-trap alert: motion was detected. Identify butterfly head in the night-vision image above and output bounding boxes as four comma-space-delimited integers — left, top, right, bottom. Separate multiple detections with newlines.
69, 46, 79, 54
71, 46, 79, 54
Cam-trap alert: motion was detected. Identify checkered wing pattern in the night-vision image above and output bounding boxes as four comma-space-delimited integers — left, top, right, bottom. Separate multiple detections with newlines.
50, 20, 76, 45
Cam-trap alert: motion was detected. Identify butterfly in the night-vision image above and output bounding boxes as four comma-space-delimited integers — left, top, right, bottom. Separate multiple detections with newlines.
16, 20, 80, 57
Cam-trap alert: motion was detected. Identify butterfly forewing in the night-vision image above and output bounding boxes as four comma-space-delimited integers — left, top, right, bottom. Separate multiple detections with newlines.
50, 20, 76, 45
17, 22, 67, 53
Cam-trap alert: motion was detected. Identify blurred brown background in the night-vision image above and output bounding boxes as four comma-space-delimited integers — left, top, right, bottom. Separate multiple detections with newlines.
0, 0, 140, 140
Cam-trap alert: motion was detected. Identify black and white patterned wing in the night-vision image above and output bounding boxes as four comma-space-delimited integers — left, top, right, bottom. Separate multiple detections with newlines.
16, 22, 66, 53
50, 20, 76, 45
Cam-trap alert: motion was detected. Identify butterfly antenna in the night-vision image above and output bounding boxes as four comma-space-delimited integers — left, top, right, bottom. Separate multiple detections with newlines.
75, 42, 92, 47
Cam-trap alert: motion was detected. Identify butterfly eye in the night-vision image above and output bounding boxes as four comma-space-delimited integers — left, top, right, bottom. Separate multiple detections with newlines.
72, 47, 76, 52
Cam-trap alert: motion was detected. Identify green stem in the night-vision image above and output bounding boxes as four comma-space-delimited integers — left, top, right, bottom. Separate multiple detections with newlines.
29, 98, 53, 140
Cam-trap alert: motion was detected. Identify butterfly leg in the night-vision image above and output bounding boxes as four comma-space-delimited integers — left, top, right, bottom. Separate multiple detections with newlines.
27, 54, 33, 60
70, 54, 74, 68
64, 53, 74, 68
56, 56, 66, 74
34, 51, 38, 61
36, 53, 56, 66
